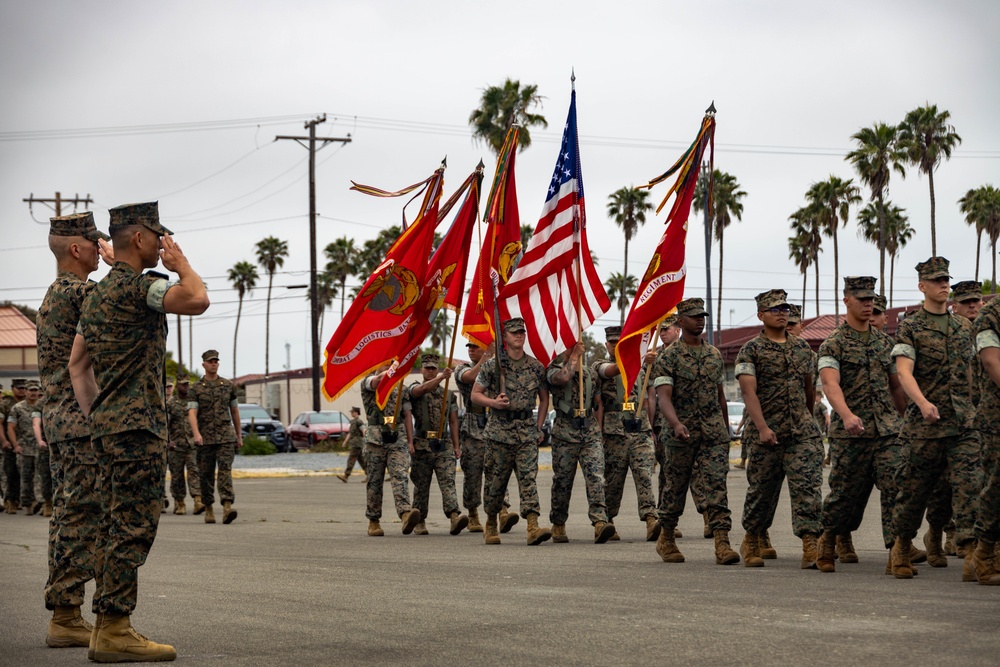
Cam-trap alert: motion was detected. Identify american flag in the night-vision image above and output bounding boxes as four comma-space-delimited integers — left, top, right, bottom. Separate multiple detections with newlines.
498, 88, 610, 366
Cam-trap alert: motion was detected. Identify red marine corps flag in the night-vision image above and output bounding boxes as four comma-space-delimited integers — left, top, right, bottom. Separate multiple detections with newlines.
615, 105, 717, 393
321, 165, 445, 401
462, 126, 522, 349
375, 166, 484, 407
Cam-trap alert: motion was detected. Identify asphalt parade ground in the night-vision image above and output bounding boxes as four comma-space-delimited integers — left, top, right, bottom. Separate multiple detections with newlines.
1, 460, 998, 666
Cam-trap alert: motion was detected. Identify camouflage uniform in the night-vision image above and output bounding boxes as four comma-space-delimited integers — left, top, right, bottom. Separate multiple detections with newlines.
813, 401, 829, 438
189, 373, 239, 507
166, 389, 200, 501
78, 251, 173, 616
407, 381, 460, 520
652, 337, 733, 533
477, 353, 546, 518
8, 398, 44, 507
973, 298, 1000, 542
1, 390, 21, 506
594, 357, 656, 523
344, 415, 367, 476
736, 312, 824, 538
891, 258, 981, 549
546, 357, 608, 526
455, 360, 489, 513
360, 377, 413, 521
37, 247, 104, 610
818, 293, 903, 548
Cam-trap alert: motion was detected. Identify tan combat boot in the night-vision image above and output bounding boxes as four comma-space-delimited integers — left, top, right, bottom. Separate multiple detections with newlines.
42, 501, 53, 517
836, 533, 858, 563
969, 540, 1000, 585
741, 534, 765, 567
656, 528, 685, 562
816, 531, 836, 573
923, 527, 948, 567
714, 530, 740, 565
467, 509, 483, 533
449, 511, 469, 535
368, 519, 384, 536
92, 614, 176, 663
552, 523, 569, 543
645, 515, 662, 542
909, 543, 928, 564
173, 500, 186, 515
484, 514, 501, 545
222, 501, 237, 524
525, 513, 552, 546
499, 507, 519, 533
962, 540, 978, 582
204, 505, 216, 524
337, 473, 349, 483
703, 513, 712, 539
192, 496, 205, 515
3, 499, 12, 514
400, 508, 421, 535
801, 534, 820, 569
673, 527, 683, 538
89, 612, 102, 660
760, 530, 777, 559
46, 605, 93, 648
609, 521, 620, 541
944, 528, 957, 556
413, 521, 429, 535
890, 536, 914, 578
594, 521, 615, 544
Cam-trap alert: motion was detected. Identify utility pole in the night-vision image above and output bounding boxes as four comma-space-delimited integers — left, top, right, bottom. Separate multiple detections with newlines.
23, 191, 93, 218
275, 115, 351, 411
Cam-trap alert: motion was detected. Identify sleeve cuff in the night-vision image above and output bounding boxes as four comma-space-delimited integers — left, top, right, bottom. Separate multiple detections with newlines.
146, 278, 176, 313
230, 399, 239, 408
734, 362, 755, 377
891, 343, 916, 361
977, 329, 1000, 352
652, 376, 673, 388
817, 356, 840, 371
187, 401, 199, 410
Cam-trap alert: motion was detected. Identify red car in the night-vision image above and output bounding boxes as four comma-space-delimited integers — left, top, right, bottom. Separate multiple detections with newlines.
286, 410, 352, 448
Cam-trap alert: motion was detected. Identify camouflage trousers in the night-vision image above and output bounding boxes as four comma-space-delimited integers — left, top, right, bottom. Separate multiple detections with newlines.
92, 430, 165, 616
2, 447, 19, 502
924, 476, 956, 532
659, 438, 733, 532
484, 438, 541, 518
602, 432, 656, 522
893, 432, 982, 547
460, 434, 486, 511
549, 435, 609, 526
653, 419, 666, 497
45, 437, 99, 610
365, 442, 412, 521
18, 453, 38, 506
345, 445, 367, 476
36, 446, 52, 503
742, 435, 824, 537
410, 447, 459, 520
976, 432, 1000, 542
167, 445, 201, 500
822, 435, 901, 548
197, 442, 236, 505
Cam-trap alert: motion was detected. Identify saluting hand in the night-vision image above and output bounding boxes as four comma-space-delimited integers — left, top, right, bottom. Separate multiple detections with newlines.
97, 238, 115, 265
159, 235, 191, 274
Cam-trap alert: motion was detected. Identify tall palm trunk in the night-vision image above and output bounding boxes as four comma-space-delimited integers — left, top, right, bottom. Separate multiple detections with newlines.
814, 259, 820, 317
876, 192, 887, 294
802, 269, 807, 317
340, 277, 347, 318
717, 231, 724, 326
832, 229, 840, 321
889, 253, 896, 309
993, 238, 998, 295
928, 168, 937, 257
621, 237, 630, 326
975, 229, 982, 281
233, 295, 244, 378
265, 272, 274, 377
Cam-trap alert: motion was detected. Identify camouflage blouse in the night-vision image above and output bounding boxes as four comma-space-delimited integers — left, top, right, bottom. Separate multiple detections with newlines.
592, 358, 652, 436
7, 400, 42, 456
973, 298, 1000, 433
188, 377, 239, 445
477, 354, 545, 445
652, 340, 729, 444
546, 359, 601, 444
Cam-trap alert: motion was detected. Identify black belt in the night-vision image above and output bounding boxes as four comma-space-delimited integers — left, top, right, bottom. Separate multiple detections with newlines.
495, 409, 533, 421
468, 405, 486, 415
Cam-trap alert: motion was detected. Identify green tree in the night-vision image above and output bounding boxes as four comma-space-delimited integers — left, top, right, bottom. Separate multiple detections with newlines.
228, 261, 259, 378
693, 170, 747, 321
607, 186, 654, 325
959, 186, 1000, 284
605, 272, 637, 325
323, 236, 358, 318
788, 206, 823, 315
468, 79, 548, 155
314, 269, 338, 336
845, 123, 907, 294
427, 312, 453, 358
255, 236, 289, 378
897, 104, 962, 256
857, 201, 913, 307
806, 176, 861, 320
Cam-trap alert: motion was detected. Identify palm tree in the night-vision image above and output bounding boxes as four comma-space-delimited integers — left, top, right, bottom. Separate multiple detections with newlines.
255, 236, 289, 378
858, 201, 913, 307
314, 269, 338, 336
323, 236, 357, 318
357, 226, 402, 277
468, 79, 547, 155
845, 123, 907, 294
897, 104, 962, 256
227, 261, 258, 378
604, 272, 637, 324
789, 206, 823, 316
806, 176, 861, 320
693, 170, 747, 321
428, 313, 453, 357
959, 186, 1000, 283
606, 187, 653, 324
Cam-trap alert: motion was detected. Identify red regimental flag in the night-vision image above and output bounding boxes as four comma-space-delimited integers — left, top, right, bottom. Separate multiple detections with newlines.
375, 169, 483, 407
615, 112, 716, 393
321, 168, 443, 401
462, 127, 521, 348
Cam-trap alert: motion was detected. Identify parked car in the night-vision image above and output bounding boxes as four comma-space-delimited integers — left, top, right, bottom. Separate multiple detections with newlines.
728, 401, 746, 439
239, 403, 290, 452
287, 410, 352, 448
533, 408, 556, 447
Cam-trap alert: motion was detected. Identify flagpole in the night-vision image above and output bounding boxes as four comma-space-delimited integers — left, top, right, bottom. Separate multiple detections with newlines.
435, 307, 462, 442
632, 325, 662, 420
574, 253, 585, 417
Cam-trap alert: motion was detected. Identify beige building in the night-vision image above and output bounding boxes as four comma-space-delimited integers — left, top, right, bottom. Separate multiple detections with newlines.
0, 306, 39, 387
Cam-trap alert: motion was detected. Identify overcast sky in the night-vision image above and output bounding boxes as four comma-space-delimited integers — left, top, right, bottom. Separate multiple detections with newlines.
2, 0, 998, 377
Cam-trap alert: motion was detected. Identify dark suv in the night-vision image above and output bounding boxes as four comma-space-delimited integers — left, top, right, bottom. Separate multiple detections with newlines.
239, 403, 290, 452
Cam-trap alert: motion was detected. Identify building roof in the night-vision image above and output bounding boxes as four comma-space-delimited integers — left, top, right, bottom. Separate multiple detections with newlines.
0, 307, 36, 348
